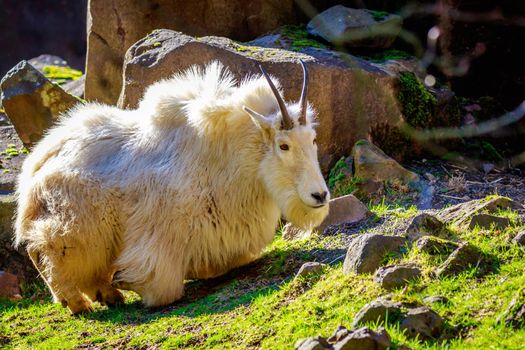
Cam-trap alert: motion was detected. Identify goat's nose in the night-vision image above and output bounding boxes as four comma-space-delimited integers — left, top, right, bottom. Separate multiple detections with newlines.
311, 191, 328, 204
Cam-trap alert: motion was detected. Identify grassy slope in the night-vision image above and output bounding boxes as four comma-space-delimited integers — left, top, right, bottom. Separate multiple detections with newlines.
1, 205, 525, 349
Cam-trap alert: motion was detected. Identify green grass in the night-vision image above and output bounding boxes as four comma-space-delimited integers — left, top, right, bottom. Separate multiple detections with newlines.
2, 205, 525, 349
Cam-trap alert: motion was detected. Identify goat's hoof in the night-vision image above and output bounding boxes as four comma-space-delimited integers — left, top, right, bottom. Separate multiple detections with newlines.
67, 298, 94, 315
96, 288, 125, 306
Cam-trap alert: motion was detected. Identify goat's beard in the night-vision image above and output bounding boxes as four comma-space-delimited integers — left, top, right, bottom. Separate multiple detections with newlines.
279, 192, 329, 231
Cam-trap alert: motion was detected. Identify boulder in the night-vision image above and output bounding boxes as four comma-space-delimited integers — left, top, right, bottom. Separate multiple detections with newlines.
295, 262, 327, 279
332, 327, 391, 350
85, 0, 296, 105
0, 271, 22, 301
307, 6, 402, 49
373, 264, 422, 290
399, 306, 444, 340
437, 196, 523, 229
317, 195, 372, 233
405, 213, 447, 241
0, 61, 81, 146
0, 195, 37, 282
343, 234, 406, 275
28, 55, 84, 98
435, 243, 486, 278
294, 336, 331, 350
117, 29, 408, 172
423, 295, 450, 305
351, 140, 419, 184
415, 236, 458, 255
352, 298, 404, 327
0, 126, 27, 192
468, 214, 511, 230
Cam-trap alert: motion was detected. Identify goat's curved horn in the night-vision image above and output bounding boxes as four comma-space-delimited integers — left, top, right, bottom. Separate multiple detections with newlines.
298, 60, 308, 125
258, 64, 293, 130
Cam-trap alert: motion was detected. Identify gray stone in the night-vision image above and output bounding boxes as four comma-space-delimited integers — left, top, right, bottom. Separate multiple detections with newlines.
512, 231, 525, 246
333, 327, 391, 350
438, 196, 523, 229
0, 61, 81, 146
352, 298, 404, 327
415, 236, 458, 255
343, 234, 406, 275
317, 195, 372, 234
327, 325, 350, 343
399, 306, 444, 340
295, 262, 327, 279
374, 264, 422, 290
435, 243, 486, 278
307, 6, 402, 49
468, 214, 511, 230
405, 214, 446, 241
294, 336, 331, 350
351, 140, 420, 185
423, 295, 450, 304
118, 29, 410, 173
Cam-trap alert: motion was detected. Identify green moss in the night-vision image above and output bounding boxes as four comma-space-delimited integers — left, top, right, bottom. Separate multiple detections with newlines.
365, 49, 411, 63
279, 25, 327, 52
367, 9, 389, 21
42, 65, 83, 84
152, 42, 161, 47
397, 72, 437, 129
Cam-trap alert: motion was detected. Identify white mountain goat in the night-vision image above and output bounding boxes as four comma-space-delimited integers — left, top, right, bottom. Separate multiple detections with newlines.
14, 60, 329, 314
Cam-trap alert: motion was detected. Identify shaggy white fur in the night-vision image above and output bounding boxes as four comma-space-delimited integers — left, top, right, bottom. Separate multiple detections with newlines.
14, 61, 329, 313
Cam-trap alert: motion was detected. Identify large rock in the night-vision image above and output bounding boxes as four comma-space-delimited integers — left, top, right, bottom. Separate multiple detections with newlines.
373, 264, 422, 290
468, 214, 511, 230
434, 243, 486, 278
332, 327, 391, 350
415, 236, 458, 256
343, 234, 406, 274
351, 140, 419, 184
399, 306, 444, 340
405, 213, 447, 241
352, 298, 404, 327
0, 61, 81, 146
118, 29, 407, 172
0, 195, 37, 282
437, 196, 523, 229
307, 5, 402, 48
85, 0, 296, 105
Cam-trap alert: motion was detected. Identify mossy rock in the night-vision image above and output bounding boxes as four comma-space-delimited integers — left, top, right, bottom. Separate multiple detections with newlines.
397, 72, 437, 129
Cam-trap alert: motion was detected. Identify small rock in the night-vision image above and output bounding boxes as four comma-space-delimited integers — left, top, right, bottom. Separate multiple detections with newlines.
62, 75, 85, 98
295, 262, 327, 279
343, 234, 406, 275
0, 271, 22, 301
307, 5, 402, 49
424, 173, 437, 183
333, 327, 391, 350
317, 194, 372, 234
468, 213, 511, 230
374, 264, 422, 290
282, 223, 312, 241
351, 140, 419, 185
498, 287, 525, 328
294, 336, 331, 350
512, 231, 525, 246
28, 54, 69, 71
352, 298, 404, 327
415, 236, 458, 255
353, 178, 384, 201
435, 243, 486, 277
438, 196, 523, 228
0, 60, 81, 146
481, 163, 495, 174
400, 306, 444, 340
405, 214, 447, 241
327, 325, 350, 343
423, 295, 450, 304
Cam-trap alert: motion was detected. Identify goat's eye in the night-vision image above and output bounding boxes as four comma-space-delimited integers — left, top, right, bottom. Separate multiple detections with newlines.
279, 144, 290, 151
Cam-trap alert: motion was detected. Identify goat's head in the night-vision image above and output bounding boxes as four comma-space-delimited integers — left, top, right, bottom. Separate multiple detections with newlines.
242, 61, 330, 230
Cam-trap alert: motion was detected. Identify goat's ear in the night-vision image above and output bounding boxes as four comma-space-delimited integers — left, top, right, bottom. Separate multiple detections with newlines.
242, 106, 273, 131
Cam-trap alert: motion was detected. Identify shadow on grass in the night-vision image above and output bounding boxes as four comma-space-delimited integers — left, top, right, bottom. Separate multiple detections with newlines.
85, 245, 346, 324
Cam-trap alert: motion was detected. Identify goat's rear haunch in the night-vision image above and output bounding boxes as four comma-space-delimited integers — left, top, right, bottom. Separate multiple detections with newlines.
14, 60, 329, 314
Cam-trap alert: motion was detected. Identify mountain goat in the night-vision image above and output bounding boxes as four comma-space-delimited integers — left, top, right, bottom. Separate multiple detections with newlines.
14, 60, 329, 314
